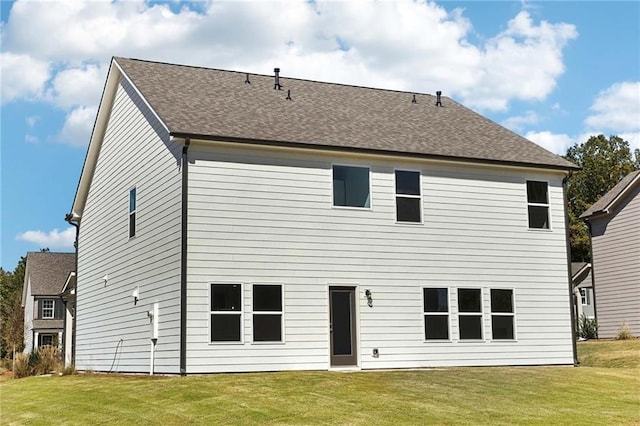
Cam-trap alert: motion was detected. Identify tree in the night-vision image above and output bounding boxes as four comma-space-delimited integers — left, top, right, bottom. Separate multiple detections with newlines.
564, 135, 639, 262
0, 257, 26, 359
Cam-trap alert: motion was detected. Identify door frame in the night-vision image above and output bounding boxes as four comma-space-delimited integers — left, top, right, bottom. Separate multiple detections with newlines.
328, 285, 359, 367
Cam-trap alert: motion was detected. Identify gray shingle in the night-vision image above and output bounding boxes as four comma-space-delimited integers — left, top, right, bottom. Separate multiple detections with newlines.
114, 57, 577, 170
580, 170, 640, 219
24, 252, 75, 296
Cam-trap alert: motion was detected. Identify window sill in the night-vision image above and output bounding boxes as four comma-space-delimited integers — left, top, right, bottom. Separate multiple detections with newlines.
422, 339, 452, 343
332, 205, 372, 211
208, 341, 244, 346
251, 341, 286, 345
489, 339, 518, 343
395, 221, 424, 225
458, 339, 486, 343
527, 228, 553, 232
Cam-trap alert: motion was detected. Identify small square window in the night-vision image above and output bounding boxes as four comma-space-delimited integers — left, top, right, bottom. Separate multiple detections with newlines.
526, 181, 549, 229
333, 165, 370, 208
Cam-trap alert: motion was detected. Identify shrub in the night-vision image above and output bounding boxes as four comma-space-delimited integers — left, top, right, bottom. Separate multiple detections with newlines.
578, 315, 598, 339
13, 353, 32, 378
35, 346, 61, 375
616, 322, 634, 340
61, 365, 77, 376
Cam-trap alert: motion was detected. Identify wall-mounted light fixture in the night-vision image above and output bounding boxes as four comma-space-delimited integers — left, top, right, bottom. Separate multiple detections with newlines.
103, 274, 109, 287
132, 287, 139, 306
365, 289, 373, 307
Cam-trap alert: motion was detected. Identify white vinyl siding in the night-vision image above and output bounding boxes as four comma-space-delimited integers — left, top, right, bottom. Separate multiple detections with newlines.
185, 142, 573, 372
75, 77, 183, 373
590, 183, 640, 338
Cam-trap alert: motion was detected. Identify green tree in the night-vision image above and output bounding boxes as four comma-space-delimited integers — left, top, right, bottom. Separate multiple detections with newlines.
0, 257, 26, 359
564, 135, 639, 261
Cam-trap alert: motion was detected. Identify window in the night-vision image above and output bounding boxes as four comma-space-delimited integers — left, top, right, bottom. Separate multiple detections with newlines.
41, 299, 54, 319
333, 165, 370, 208
210, 284, 242, 342
458, 289, 482, 340
491, 289, 514, 340
423, 288, 449, 340
38, 334, 55, 347
253, 285, 283, 342
396, 170, 421, 223
580, 288, 590, 305
526, 181, 549, 229
129, 187, 137, 238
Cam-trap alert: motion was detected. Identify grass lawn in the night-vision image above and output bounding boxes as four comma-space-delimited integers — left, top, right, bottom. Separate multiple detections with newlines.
1, 340, 638, 425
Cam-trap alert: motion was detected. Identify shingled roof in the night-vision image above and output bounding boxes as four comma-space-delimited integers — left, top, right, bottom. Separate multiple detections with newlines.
580, 170, 640, 219
114, 57, 577, 171
22, 252, 75, 298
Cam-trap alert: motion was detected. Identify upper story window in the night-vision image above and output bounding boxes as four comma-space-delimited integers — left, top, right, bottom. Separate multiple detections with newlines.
395, 170, 422, 223
210, 284, 242, 342
41, 299, 55, 319
253, 284, 283, 342
490, 289, 515, 340
526, 181, 549, 229
423, 288, 449, 340
458, 289, 483, 340
129, 187, 137, 238
333, 165, 370, 208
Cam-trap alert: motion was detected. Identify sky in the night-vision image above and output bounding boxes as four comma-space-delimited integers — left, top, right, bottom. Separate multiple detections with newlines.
1, 0, 639, 271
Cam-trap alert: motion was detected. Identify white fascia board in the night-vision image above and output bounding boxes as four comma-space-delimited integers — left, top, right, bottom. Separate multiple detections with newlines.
69, 57, 170, 220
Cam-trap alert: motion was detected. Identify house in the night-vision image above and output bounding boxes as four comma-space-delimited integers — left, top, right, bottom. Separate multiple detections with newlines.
21, 252, 75, 355
571, 262, 594, 320
580, 170, 640, 338
67, 57, 579, 374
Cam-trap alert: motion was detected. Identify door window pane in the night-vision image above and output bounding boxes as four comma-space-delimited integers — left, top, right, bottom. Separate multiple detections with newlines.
332, 291, 352, 355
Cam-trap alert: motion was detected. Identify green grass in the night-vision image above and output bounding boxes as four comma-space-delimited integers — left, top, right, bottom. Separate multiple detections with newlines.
1, 340, 638, 425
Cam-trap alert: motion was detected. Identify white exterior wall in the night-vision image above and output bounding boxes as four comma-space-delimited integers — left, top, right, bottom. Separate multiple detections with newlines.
75, 78, 183, 373
23, 279, 34, 353
185, 142, 574, 373
591, 184, 640, 338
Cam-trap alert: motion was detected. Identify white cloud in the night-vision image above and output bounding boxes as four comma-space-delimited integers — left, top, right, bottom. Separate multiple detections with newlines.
25, 134, 39, 144
57, 106, 97, 147
584, 81, 640, 132
0, 52, 50, 104
16, 227, 75, 248
26, 116, 39, 127
619, 132, 640, 151
0, 1, 580, 147
502, 111, 539, 131
525, 131, 575, 155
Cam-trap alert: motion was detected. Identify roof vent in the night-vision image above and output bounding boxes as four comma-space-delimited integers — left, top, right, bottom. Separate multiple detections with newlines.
435, 91, 442, 107
245, 73, 251, 84
412, 94, 417, 104
286, 89, 292, 101
274, 68, 282, 90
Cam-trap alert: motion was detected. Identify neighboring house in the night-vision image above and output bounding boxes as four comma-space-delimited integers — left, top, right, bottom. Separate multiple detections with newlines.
21, 252, 75, 354
67, 57, 579, 375
571, 262, 594, 320
580, 170, 640, 338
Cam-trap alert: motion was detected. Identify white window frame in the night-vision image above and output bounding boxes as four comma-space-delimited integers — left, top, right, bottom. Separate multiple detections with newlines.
457, 288, 484, 341
422, 286, 451, 342
331, 163, 372, 210
41, 299, 55, 319
129, 186, 137, 239
209, 282, 244, 344
526, 180, 551, 230
395, 169, 423, 224
580, 288, 589, 305
489, 288, 516, 341
251, 283, 285, 344
39, 334, 55, 347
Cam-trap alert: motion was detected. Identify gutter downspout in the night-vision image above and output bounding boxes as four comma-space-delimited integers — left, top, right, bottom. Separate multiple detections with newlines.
180, 138, 190, 376
64, 213, 79, 367
562, 171, 578, 365
586, 223, 599, 337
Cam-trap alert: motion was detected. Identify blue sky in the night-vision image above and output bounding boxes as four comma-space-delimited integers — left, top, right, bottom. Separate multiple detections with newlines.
1, 0, 639, 271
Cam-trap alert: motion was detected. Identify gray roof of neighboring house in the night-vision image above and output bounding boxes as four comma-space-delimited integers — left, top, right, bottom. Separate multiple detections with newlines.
580, 170, 640, 219
571, 262, 592, 287
23, 252, 75, 297
114, 57, 577, 171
